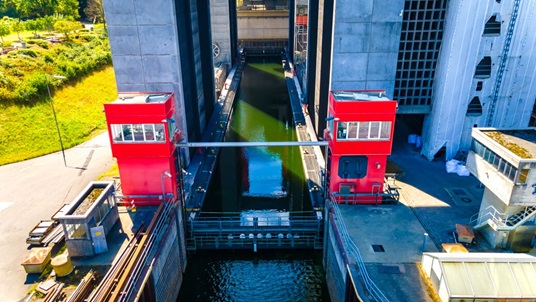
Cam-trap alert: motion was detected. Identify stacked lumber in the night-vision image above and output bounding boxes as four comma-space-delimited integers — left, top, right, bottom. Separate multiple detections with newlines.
41, 225, 65, 246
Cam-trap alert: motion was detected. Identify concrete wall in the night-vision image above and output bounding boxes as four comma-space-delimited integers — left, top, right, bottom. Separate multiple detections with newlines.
512, 162, 536, 206
237, 11, 289, 40
508, 225, 536, 252
102, 0, 188, 149
210, 0, 232, 68
324, 217, 347, 302
151, 205, 187, 302
466, 152, 514, 203
421, 0, 536, 160
329, 0, 404, 97
103, 0, 219, 165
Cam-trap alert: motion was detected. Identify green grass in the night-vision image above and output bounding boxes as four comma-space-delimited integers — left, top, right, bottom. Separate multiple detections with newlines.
97, 162, 119, 180
0, 66, 117, 165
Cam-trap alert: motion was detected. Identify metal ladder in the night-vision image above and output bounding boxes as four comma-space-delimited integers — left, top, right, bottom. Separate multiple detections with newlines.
486, 0, 521, 126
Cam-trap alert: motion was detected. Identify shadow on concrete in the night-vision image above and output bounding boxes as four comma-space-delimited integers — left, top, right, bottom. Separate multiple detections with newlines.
388, 117, 495, 252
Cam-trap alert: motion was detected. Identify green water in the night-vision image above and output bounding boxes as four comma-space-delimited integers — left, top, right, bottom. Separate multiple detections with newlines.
177, 57, 330, 301
202, 57, 312, 215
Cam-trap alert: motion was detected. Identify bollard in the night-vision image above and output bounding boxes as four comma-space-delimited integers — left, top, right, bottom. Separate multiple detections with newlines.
422, 233, 429, 252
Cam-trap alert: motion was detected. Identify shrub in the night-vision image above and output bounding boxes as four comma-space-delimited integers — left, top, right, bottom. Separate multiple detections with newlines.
13, 73, 48, 105
0, 34, 111, 106
34, 40, 49, 49
17, 49, 38, 58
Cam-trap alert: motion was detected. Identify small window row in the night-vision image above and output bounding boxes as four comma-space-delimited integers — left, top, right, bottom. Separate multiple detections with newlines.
336, 121, 391, 141
471, 140, 519, 182
112, 123, 166, 143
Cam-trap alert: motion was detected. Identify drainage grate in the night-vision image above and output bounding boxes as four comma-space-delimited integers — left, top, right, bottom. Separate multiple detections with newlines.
372, 244, 385, 252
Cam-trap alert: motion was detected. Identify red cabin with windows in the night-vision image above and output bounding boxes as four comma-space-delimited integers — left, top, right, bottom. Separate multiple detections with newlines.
325, 90, 397, 204
104, 93, 181, 206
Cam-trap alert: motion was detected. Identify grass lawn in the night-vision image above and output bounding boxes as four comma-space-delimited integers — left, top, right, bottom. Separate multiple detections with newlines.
0, 66, 117, 165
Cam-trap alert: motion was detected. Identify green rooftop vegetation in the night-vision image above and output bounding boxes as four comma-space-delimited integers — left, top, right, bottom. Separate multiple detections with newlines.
484, 131, 533, 159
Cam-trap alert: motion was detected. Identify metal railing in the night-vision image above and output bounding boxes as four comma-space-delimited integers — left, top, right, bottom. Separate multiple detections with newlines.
329, 199, 389, 302
469, 205, 506, 229
470, 205, 536, 231
187, 215, 323, 250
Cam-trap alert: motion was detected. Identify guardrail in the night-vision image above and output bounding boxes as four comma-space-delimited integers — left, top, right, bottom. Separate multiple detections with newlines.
187, 215, 323, 250
329, 199, 389, 302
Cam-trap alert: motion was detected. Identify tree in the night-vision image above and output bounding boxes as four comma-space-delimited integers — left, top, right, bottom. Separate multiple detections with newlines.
0, 20, 10, 43
56, 0, 80, 19
25, 19, 45, 37
53, 20, 82, 40
11, 18, 24, 41
42, 16, 56, 33
84, 0, 104, 24
15, 0, 79, 19
0, 0, 18, 18
15, 0, 54, 18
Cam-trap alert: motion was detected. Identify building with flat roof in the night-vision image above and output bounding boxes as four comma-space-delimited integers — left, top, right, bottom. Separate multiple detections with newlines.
466, 127, 536, 251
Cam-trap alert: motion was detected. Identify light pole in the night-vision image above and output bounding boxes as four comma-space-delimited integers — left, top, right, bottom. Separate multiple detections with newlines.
46, 75, 67, 167
161, 171, 172, 202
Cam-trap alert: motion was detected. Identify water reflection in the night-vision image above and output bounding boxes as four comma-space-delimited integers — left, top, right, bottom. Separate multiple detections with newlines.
203, 57, 311, 215
178, 57, 329, 302
177, 250, 330, 302
241, 147, 286, 198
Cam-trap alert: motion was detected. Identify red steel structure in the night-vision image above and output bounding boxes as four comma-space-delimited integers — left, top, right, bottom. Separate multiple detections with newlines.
104, 93, 181, 206
325, 90, 397, 204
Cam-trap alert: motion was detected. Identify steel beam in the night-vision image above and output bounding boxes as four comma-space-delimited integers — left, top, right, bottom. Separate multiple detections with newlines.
176, 141, 328, 148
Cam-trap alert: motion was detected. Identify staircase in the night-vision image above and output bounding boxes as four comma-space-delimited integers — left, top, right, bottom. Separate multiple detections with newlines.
506, 206, 536, 227
471, 205, 536, 231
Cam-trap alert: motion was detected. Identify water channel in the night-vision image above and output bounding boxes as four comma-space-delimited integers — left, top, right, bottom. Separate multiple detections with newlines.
177, 57, 330, 301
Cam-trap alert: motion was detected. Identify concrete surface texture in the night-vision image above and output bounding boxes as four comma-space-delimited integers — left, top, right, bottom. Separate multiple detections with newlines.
0, 132, 114, 302
237, 12, 289, 40
337, 119, 490, 301
210, 0, 232, 66
421, 0, 536, 161
330, 0, 404, 96
101, 0, 190, 152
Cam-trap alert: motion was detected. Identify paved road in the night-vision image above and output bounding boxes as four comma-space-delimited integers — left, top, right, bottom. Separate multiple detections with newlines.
0, 132, 114, 302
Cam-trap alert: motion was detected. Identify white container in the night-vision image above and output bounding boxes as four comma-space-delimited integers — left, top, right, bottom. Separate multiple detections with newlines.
415, 136, 422, 148
408, 134, 417, 144
446, 159, 460, 173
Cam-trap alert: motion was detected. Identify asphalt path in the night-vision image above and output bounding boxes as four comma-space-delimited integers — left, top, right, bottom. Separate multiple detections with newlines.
0, 132, 114, 302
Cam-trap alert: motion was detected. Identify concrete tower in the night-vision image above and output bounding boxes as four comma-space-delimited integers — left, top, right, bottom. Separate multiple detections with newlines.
421, 0, 536, 160
102, 0, 218, 164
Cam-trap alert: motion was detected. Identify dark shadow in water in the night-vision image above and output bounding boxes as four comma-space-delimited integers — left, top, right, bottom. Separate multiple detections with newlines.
177, 250, 330, 302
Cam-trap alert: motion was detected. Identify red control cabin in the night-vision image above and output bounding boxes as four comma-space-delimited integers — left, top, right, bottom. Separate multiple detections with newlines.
104, 93, 181, 206
325, 90, 397, 204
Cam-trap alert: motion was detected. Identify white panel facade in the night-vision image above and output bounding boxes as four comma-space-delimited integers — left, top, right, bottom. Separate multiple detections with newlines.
422, 0, 536, 160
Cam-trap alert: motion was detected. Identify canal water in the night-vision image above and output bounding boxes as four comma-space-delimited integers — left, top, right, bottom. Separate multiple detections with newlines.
177, 57, 330, 301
